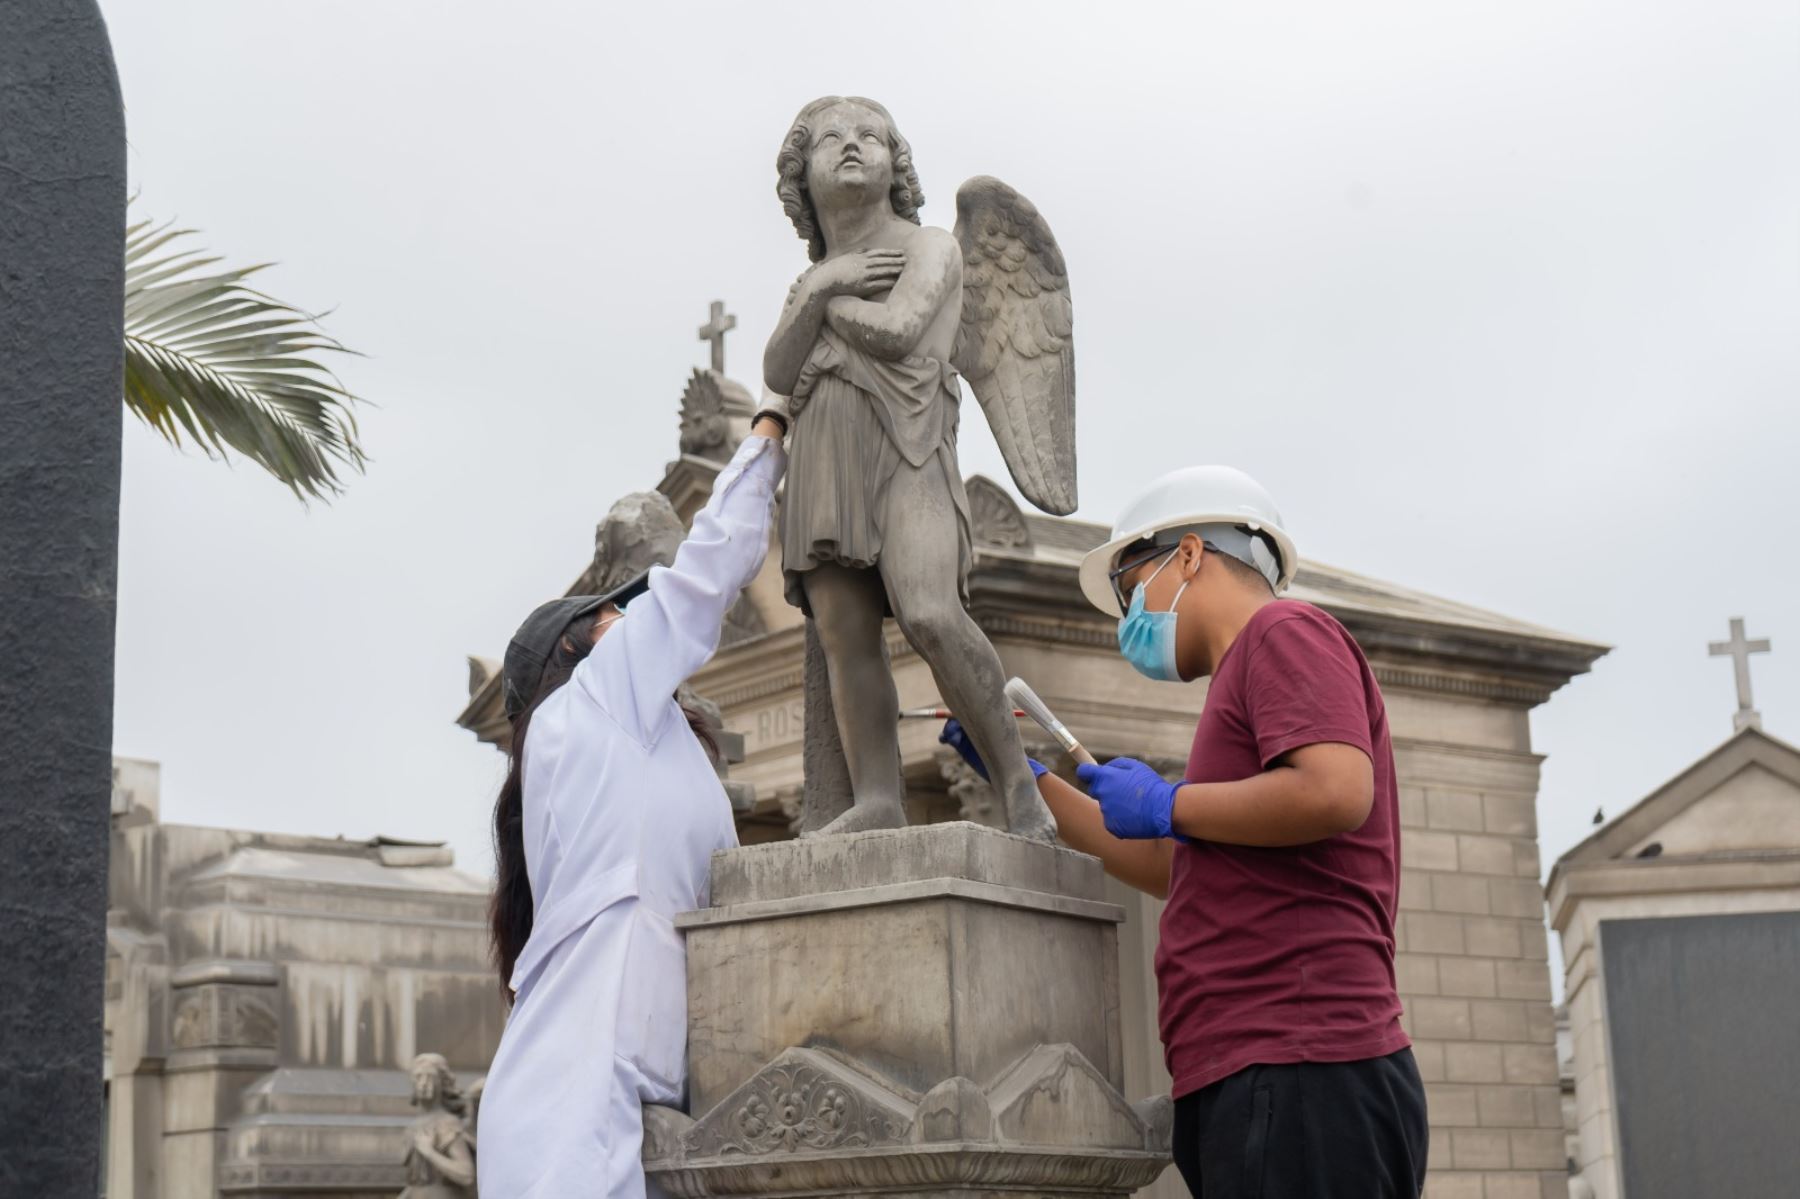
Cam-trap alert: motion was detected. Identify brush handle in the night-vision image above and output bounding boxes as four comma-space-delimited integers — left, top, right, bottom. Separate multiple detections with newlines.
1069, 744, 1098, 767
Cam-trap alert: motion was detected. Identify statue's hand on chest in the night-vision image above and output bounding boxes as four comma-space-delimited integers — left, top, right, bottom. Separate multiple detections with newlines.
405, 1112, 465, 1181
808, 247, 907, 304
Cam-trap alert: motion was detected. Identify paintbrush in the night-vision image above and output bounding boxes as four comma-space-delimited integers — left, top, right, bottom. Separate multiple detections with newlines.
1004, 677, 1097, 766
899, 707, 1026, 719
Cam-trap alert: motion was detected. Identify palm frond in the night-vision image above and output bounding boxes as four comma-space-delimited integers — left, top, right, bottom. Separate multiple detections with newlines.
124, 213, 367, 501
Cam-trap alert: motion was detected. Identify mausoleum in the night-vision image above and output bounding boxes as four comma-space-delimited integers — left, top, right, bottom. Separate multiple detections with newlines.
104, 758, 500, 1198
1550, 625, 1800, 1199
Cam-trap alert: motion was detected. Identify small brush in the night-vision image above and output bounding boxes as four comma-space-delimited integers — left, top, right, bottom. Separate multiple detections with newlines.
1004, 677, 1097, 766
899, 706, 1026, 720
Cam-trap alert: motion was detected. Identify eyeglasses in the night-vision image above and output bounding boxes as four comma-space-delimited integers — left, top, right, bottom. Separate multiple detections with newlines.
1107, 543, 1178, 613
1106, 539, 1230, 611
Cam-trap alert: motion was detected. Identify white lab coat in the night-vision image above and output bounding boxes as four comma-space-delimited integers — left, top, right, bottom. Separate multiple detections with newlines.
477, 435, 785, 1199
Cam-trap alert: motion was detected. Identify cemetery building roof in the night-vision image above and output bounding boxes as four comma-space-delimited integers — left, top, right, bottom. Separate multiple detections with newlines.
1003, 492, 1595, 651
1547, 725, 1800, 928
183, 844, 487, 894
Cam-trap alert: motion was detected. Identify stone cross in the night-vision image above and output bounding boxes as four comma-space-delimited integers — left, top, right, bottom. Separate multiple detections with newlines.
697, 300, 736, 374
1708, 617, 1771, 732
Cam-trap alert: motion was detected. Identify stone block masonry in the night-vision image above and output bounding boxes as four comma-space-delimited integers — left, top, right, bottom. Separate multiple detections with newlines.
1394, 782, 1566, 1197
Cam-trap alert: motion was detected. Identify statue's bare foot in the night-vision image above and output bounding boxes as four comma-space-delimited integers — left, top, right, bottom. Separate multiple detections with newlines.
1005, 786, 1058, 843
810, 798, 908, 838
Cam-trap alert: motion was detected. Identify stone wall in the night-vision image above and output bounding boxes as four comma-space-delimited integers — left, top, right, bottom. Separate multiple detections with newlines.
1390, 736, 1568, 1199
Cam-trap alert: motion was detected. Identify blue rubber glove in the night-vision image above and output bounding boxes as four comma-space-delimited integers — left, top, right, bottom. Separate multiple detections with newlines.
939, 718, 1048, 781
1076, 757, 1181, 840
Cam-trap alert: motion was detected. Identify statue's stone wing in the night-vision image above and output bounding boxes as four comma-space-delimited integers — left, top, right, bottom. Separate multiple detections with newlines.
951, 176, 1077, 516
465, 1075, 484, 1148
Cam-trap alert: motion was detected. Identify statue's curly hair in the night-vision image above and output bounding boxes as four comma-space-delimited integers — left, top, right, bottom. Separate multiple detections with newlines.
776, 96, 924, 263
411, 1052, 467, 1116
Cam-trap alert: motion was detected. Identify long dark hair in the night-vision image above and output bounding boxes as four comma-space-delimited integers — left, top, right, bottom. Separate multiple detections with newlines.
490, 611, 720, 1001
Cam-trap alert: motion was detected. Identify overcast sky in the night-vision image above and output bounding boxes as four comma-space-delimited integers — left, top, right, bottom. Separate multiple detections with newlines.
105, 1, 1797, 914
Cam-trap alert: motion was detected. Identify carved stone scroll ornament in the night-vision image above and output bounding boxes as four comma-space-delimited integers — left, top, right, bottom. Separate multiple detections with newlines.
939, 738, 1065, 827
966, 475, 1033, 550
678, 369, 735, 464
937, 750, 999, 826
773, 785, 806, 837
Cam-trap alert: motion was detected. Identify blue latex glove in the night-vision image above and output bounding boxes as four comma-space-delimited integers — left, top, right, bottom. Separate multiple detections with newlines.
1076, 757, 1181, 840
939, 718, 1048, 781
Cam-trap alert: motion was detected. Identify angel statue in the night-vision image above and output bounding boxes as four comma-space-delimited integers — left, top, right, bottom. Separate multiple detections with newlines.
763, 95, 1075, 839
398, 1052, 480, 1198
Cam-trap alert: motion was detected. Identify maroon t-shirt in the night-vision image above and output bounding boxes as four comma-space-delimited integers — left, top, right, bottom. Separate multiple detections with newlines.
1156, 599, 1409, 1097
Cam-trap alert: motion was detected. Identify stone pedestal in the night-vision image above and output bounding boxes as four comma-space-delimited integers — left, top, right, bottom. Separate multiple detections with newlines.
646, 822, 1171, 1197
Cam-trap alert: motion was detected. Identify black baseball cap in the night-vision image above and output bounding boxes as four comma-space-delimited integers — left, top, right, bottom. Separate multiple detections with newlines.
500, 568, 654, 719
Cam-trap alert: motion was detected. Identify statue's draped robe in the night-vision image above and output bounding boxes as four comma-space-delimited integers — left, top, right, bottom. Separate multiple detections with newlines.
781, 327, 972, 611
399, 1111, 475, 1198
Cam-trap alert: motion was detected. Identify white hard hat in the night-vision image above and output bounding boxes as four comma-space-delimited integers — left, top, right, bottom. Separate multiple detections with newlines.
1078, 465, 1298, 616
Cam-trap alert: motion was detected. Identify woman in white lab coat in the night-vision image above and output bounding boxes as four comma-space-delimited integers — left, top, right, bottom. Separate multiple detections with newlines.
476, 416, 787, 1199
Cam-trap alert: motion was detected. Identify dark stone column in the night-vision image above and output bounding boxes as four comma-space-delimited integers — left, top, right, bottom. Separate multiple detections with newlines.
0, 3, 126, 1195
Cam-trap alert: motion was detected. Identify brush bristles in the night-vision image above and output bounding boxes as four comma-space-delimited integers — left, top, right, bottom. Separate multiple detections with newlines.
1005, 677, 1080, 755
1004, 677, 1057, 728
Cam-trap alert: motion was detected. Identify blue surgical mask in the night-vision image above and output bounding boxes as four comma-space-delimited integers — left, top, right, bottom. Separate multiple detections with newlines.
1117, 553, 1191, 682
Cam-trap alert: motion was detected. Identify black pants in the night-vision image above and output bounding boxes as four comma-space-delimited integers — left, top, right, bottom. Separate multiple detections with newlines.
1171, 1049, 1429, 1198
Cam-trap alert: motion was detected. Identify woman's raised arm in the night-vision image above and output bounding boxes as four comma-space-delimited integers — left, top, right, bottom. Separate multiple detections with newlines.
580, 422, 787, 744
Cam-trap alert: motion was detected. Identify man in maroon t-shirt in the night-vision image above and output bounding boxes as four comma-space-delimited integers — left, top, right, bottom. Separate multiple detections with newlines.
945, 465, 1427, 1198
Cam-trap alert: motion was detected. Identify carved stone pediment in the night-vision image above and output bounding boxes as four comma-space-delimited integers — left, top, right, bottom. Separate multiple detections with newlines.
645, 1042, 1171, 1197
967, 475, 1033, 550
986, 1043, 1147, 1151
682, 1046, 913, 1158
673, 1044, 914, 1152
